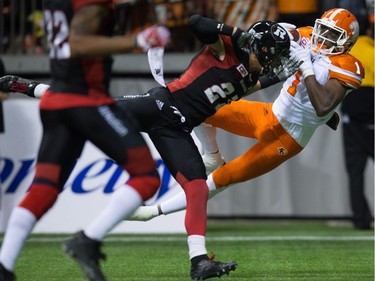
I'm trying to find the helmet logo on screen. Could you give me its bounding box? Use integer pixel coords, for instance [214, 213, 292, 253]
[272, 26, 288, 41]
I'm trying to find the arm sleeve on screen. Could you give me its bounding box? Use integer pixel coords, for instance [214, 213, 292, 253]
[188, 14, 234, 44]
[258, 74, 281, 89]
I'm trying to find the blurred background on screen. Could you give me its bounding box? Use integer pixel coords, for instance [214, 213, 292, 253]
[0, 0, 372, 55]
[0, 0, 373, 231]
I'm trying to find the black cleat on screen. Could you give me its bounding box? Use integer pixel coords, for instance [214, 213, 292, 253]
[62, 231, 107, 281]
[0, 75, 38, 97]
[190, 258, 237, 280]
[0, 263, 15, 281]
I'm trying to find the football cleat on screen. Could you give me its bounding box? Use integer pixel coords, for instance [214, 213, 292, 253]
[127, 205, 160, 221]
[190, 257, 237, 280]
[0, 75, 38, 97]
[0, 263, 15, 281]
[62, 231, 107, 281]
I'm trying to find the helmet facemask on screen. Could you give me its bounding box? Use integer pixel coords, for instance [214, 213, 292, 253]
[311, 19, 348, 55]
[245, 21, 290, 74]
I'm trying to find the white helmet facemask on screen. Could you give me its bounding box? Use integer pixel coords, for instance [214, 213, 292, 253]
[311, 19, 348, 55]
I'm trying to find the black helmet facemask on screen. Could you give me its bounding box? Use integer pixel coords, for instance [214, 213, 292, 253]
[243, 21, 291, 74]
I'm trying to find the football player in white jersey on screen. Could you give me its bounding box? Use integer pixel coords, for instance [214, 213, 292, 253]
[128, 8, 366, 221]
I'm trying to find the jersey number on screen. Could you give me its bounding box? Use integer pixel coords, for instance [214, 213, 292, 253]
[44, 10, 70, 59]
[204, 83, 236, 108]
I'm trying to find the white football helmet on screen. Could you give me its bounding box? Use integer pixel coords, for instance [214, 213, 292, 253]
[311, 8, 359, 55]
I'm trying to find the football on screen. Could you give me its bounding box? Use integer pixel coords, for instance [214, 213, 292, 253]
[289, 28, 301, 43]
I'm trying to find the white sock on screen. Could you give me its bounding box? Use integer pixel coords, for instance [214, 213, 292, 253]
[159, 191, 187, 215]
[193, 124, 219, 154]
[34, 83, 50, 98]
[206, 174, 217, 192]
[188, 235, 207, 260]
[0, 207, 37, 271]
[84, 185, 142, 241]
[207, 173, 228, 199]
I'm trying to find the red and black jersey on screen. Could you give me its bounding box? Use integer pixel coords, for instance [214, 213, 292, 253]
[166, 33, 259, 128]
[41, 0, 115, 109]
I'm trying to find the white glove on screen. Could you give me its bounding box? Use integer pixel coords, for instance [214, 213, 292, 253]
[136, 26, 171, 52]
[202, 151, 225, 174]
[289, 41, 314, 79]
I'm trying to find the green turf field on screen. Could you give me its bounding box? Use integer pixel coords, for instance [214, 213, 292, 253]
[2, 220, 374, 280]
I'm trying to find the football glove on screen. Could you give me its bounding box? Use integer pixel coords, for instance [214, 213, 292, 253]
[237, 30, 255, 54]
[272, 56, 301, 81]
[289, 41, 314, 79]
[325, 112, 340, 131]
[136, 26, 171, 52]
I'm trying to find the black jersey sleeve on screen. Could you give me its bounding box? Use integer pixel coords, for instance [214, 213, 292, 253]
[188, 14, 234, 44]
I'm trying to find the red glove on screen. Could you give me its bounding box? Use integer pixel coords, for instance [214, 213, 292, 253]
[136, 26, 171, 52]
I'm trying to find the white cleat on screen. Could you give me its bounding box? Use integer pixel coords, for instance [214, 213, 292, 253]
[126, 206, 159, 221]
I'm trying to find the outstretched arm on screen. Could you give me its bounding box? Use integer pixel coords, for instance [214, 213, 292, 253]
[69, 5, 170, 57]
[188, 15, 239, 60]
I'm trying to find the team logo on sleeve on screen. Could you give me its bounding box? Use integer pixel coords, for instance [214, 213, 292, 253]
[278, 147, 288, 156]
[236, 64, 248, 78]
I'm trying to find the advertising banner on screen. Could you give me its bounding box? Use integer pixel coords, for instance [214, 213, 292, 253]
[0, 98, 195, 233]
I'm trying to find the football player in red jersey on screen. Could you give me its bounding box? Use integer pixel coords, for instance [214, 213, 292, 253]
[0, 15, 296, 280]
[0, 1, 169, 281]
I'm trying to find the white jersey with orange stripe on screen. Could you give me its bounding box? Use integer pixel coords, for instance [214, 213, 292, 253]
[272, 26, 364, 147]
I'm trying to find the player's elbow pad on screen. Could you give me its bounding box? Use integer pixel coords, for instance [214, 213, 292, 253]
[188, 15, 220, 44]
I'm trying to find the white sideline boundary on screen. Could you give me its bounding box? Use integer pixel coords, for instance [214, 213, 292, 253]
[23, 236, 374, 243]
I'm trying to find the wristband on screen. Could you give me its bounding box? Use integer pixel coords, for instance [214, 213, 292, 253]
[302, 68, 315, 79]
[216, 23, 234, 36]
[300, 61, 314, 79]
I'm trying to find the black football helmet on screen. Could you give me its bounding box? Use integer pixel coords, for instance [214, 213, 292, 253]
[245, 21, 291, 73]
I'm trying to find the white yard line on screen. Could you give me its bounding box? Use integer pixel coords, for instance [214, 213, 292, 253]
[22, 235, 374, 243]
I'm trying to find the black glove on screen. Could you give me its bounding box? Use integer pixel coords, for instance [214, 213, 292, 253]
[237, 31, 255, 53]
[0, 75, 39, 97]
[272, 56, 301, 81]
[325, 112, 340, 130]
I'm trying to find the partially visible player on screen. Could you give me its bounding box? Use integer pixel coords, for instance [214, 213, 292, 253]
[0, 16, 296, 280]
[0, 1, 170, 281]
[126, 8, 365, 221]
